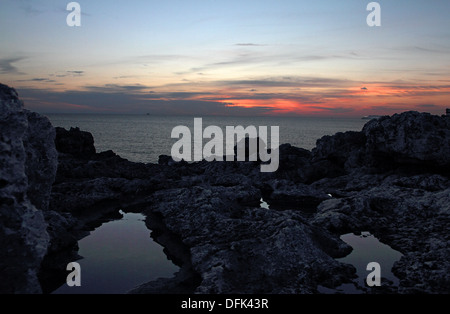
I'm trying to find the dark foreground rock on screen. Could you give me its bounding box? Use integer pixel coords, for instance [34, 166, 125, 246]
[55, 127, 96, 158]
[0, 84, 57, 293]
[132, 186, 354, 293]
[313, 173, 450, 293]
[312, 111, 450, 176]
[363, 112, 450, 170]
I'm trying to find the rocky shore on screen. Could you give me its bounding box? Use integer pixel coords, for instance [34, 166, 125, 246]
[1, 83, 449, 294]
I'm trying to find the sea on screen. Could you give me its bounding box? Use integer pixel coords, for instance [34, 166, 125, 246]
[46, 114, 368, 163]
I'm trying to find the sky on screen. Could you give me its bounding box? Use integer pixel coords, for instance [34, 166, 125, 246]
[1, 0, 450, 116]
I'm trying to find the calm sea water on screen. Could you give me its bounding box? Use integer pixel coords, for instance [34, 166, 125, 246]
[46, 114, 368, 163]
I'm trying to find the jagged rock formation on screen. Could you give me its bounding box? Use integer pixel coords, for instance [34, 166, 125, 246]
[363, 112, 450, 170]
[0, 84, 57, 293]
[312, 112, 450, 175]
[133, 186, 354, 294]
[55, 127, 96, 159]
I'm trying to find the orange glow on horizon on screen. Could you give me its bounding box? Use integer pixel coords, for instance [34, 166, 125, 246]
[9, 79, 450, 116]
[210, 83, 450, 116]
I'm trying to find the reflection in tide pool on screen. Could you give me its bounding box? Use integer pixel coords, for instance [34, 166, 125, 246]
[318, 232, 403, 294]
[338, 232, 403, 286]
[53, 211, 179, 294]
[337, 232, 403, 293]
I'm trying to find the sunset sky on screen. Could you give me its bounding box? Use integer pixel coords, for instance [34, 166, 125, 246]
[1, 0, 450, 116]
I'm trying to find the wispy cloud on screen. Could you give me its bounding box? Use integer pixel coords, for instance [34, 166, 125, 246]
[143, 91, 215, 100]
[17, 77, 56, 83]
[137, 54, 197, 64]
[53, 70, 86, 78]
[176, 50, 365, 76]
[0, 57, 26, 74]
[235, 43, 266, 47]
[67, 70, 85, 76]
[394, 45, 450, 55]
[18, 0, 43, 15]
[307, 106, 355, 113]
[113, 75, 141, 80]
[417, 104, 438, 108]
[217, 76, 352, 88]
[83, 84, 150, 93]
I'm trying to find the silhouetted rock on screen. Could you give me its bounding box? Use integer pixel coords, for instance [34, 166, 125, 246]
[0, 84, 56, 293]
[274, 144, 313, 182]
[158, 154, 176, 166]
[312, 131, 366, 174]
[55, 127, 96, 158]
[233, 136, 268, 162]
[43, 210, 78, 253]
[363, 111, 450, 172]
[307, 111, 450, 181]
[24, 112, 58, 211]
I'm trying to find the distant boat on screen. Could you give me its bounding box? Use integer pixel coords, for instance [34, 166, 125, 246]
[362, 115, 382, 120]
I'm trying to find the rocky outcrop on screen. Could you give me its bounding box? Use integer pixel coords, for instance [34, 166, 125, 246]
[363, 112, 450, 171]
[51, 129, 164, 214]
[311, 111, 450, 177]
[0, 84, 57, 293]
[312, 131, 366, 175]
[138, 186, 354, 293]
[272, 144, 314, 182]
[312, 173, 450, 293]
[55, 127, 95, 159]
[24, 112, 59, 211]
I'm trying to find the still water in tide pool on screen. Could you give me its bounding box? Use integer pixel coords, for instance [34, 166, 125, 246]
[53, 212, 178, 294]
[319, 232, 403, 294]
[339, 232, 403, 286]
